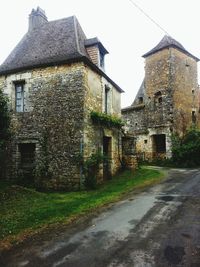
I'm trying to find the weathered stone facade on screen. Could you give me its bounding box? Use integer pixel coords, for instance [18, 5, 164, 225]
[83, 66, 122, 181]
[122, 35, 200, 160]
[0, 62, 123, 190]
[0, 8, 124, 190]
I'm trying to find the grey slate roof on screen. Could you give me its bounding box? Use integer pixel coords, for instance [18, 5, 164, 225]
[143, 35, 199, 61]
[85, 37, 108, 54]
[0, 16, 88, 74]
[132, 79, 145, 106]
[0, 14, 124, 93]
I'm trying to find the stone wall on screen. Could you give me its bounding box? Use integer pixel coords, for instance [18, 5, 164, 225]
[0, 63, 86, 190]
[171, 49, 199, 134]
[1, 61, 123, 189]
[83, 66, 122, 182]
[122, 47, 200, 160]
[144, 48, 173, 128]
[122, 105, 147, 134]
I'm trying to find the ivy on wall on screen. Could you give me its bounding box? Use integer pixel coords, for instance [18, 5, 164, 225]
[90, 111, 124, 129]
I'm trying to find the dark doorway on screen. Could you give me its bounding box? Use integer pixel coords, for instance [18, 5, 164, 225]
[103, 136, 112, 180]
[19, 143, 36, 181]
[153, 134, 166, 153]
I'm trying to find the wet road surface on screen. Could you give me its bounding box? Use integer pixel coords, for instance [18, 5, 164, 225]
[1, 168, 200, 266]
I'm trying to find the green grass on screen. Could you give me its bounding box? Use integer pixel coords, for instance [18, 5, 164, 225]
[0, 167, 164, 245]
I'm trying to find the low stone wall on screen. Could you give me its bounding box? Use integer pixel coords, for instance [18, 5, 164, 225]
[123, 155, 138, 172]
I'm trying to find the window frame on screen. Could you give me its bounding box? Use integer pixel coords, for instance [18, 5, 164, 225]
[192, 111, 196, 124]
[104, 85, 110, 114]
[99, 51, 105, 69]
[15, 81, 25, 112]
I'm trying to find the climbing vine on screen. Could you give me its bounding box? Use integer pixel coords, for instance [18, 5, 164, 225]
[90, 111, 124, 129]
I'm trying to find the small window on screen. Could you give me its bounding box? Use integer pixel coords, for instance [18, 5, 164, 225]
[185, 60, 190, 67]
[155, 91, 162, 97]
[100, 52, 105, 69]
[104, 85, 110, 114]
[192, 111, 196, 123]
[158, 97, 162, 104]
[192, 89, 194, 94]
[15, 82, 24, 112]
[144, 140, 148, 144]
[138, 97, 143, 104]
[154, 91, 162, 106]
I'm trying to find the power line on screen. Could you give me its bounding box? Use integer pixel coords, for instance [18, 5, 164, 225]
[128, 0, 170, 36]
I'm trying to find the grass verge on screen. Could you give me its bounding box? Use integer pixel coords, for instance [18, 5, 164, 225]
[0, 167, 164, 249]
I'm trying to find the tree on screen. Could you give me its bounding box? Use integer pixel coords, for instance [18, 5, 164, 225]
[0, 89, 10, 176]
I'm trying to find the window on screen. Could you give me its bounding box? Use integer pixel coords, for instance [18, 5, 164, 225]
[138, 97, 143, 104]
[158, 97, 162, 104]
[192, 111, 196, 123]
[185, 60, 190, 67]
[15, 83, 24, 112]
[100, 52, 105, 69]
[154, 91, 163, 106]
[155, 91, 162, 97]
[104, 85, 110, 114]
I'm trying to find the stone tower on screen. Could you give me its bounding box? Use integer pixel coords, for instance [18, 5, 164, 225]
[122, 35, 200, 159]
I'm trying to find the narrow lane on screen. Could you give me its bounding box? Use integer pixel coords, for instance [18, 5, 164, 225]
[1, 168, 200, 267]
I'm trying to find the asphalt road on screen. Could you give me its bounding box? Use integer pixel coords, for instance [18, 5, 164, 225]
[1, 168, 200, 267]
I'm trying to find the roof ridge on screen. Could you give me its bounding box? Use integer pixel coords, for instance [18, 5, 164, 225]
[73, 16, 89, 58]
[46, 15, 75, 24]
[142, 35, 199, 61]
[73, 16, 81, 56]
[73, 16, 84, 57]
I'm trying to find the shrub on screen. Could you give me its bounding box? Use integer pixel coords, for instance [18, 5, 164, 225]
[83, 152, 106, 190]
[172, 128, 200, 167]
[0, 89, 10, 176]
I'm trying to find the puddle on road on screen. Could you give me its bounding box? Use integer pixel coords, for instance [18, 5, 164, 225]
[157, 196, 174, 202]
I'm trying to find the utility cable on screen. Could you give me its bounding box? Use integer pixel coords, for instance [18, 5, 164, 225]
[128, 0, 170, 36]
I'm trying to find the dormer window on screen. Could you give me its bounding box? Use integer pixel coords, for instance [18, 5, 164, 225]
[85, 37, 108, 71]
[99, 52, 105, 69]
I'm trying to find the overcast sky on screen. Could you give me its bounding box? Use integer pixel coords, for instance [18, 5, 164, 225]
[0, 0, 200, 107]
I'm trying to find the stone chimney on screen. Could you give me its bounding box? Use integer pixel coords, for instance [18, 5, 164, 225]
[29, 7, 48, 31]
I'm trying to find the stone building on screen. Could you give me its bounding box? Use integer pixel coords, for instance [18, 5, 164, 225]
[0, 7, 124, 190]
[122, 35, 200, 160]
